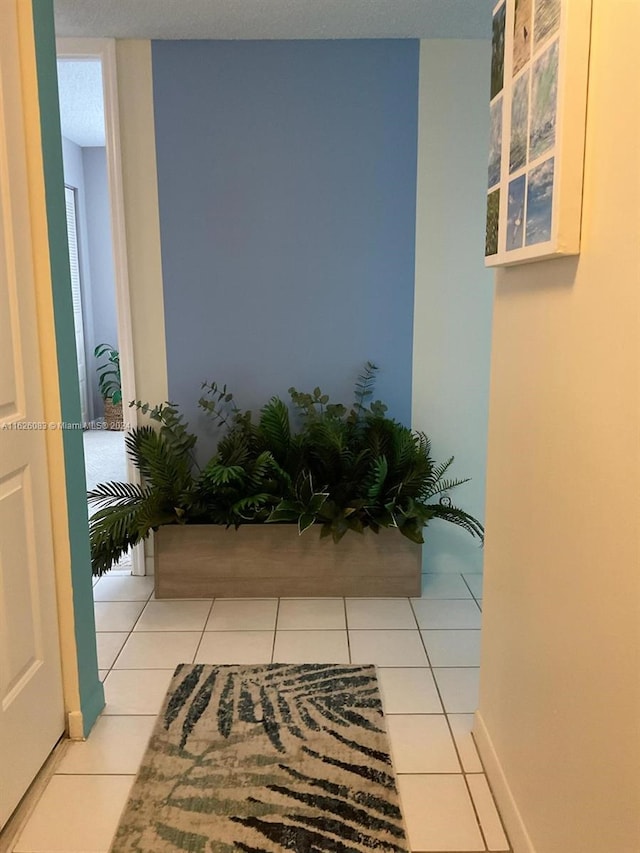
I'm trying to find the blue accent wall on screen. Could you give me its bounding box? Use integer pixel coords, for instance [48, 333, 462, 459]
[152, 40, 418, 443]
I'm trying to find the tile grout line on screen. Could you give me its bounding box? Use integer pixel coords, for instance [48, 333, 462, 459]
[97, 580, 154, 678]
[90, 576, 510, 852]
[466, 759, 514, 852]
[270, 599, 281, 663]
[412, 596, 490, 850]
[107, 592, 153, 671]
[193, 598, 217, 664]
[343, 598, 352, 662]
[461, 772, 490, 852]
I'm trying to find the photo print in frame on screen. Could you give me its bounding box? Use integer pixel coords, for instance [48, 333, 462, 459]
[485, 0, 592, 266]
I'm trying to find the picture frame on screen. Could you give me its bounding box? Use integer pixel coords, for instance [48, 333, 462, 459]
[485, 0, 592, 267]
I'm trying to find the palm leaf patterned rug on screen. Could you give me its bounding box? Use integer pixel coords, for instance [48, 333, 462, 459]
[111, 663, 408, 853]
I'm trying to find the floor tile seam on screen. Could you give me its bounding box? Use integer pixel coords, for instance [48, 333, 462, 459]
[419, 627, 483, 632]
[347, 625, 421, 631]
[52, 771, 137, 777]
[415, 629, 474, 776]
[105, 667, 178, 672]
[412, 596, 479, 603]
[409, 596, 424, 633]
[214, 597, 278, 602]
[97, 634, 131, 673]
[206, 627, 346, 632]
[385, 711, 469, 717]
[91, 713, 157, 718]
[190, 627, 208, 665]
[94, 597, 152, 602]
[100, 628, 204, 634]
[408, 596, 420, 631]
[107, 602, 151, 671]
[404, 850, 495, 853]
[269, 599, 281, 663]
[435, 696, 491, 849]
[460, 574, 480, 598]
[111, 665, 203, 671]
[416, 596, 474, 601]
[269, 623, 346, 631]
[395, 770, 471, 776]
[397, 773, 500, 853]
[421, 665, 481, 670]
[111, 626, 486, 633]
[153, 599, 214, 603]
[343, 598, 352, 662]
[391, 651, 465, 778]
[462, 771, 491, 852]
[420, 629, 482, 632]
[465, 741, 513, 851]
[413, 621, 483, 632]
[415, 619, 434, 668]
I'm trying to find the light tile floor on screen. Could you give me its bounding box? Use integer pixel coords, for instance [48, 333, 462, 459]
[12, 571, 511, 853]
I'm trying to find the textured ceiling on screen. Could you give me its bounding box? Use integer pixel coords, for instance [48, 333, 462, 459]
[54, 2, 492, 147]
[54, 0, 493, 40]
[57, 60, 105, 147]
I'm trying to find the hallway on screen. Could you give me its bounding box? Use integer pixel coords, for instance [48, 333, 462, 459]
[11, 571, 510, 852]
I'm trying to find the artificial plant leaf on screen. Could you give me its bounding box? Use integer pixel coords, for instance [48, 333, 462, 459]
[347, 515, 365, 534]
[398, 521, 425, 544]
[267, 502, 300, 523]
[298, 513, 316, 535]
[309, 491, 330, 513]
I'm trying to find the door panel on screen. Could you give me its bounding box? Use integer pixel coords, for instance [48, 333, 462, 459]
[0, 0, 65, 829]
[0, 471, 40, 686]
[0, 176, 22, 421]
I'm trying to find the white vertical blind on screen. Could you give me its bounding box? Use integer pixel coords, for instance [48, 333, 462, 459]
[64, 185, 89, 424]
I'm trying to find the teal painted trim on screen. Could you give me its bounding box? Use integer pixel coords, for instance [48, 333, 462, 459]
[81, 680, 108, 739]
[31, 0, 104, 736]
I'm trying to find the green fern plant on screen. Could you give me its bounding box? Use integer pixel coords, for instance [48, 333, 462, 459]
[94, 343, 122, 404]
[276, 364, 482, 543]
[88, 364, 483, 575]
[88, 405, 203, 575]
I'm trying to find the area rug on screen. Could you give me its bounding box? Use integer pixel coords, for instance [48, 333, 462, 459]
[111, 663, 408, 853]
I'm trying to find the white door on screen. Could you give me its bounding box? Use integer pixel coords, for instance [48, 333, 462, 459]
[0, 1, 65, 829]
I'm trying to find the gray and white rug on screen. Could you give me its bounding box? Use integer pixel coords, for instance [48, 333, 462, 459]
[111, 663, 408, 853]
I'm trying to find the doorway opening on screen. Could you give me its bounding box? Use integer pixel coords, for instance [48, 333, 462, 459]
[56, 39, 143, 577]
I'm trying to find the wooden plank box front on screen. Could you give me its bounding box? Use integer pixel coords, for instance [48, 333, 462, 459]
[154, 524, 422, 598]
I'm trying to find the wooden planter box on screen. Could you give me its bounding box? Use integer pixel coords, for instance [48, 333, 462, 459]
[154, 524, 422, 599]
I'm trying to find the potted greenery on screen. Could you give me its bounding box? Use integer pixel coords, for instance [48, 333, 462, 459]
[88, 364, 483, 596]
[94, 343, 122, 430]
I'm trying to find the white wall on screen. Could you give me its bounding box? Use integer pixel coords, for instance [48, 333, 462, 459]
[115, 40, 168, 411]
[413, 40, 494, 574]
[82, 146, 118, 415]
[61, 139, 118, 418]
[61, 135, 95, 419]
[477, 2, 640, 850]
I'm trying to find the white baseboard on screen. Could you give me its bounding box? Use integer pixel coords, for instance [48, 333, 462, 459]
[66, 710, 84, 740]
[144, 533, 155, 576]
[473, 711, 537, 853]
